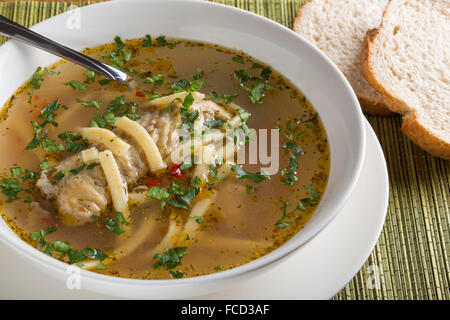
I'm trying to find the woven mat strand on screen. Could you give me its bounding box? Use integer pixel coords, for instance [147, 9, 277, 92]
[0, 0, 448, 300]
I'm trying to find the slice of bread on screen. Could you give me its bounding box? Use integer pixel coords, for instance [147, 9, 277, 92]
[361, 0, 450, 159]
[293, 0, 392, 115]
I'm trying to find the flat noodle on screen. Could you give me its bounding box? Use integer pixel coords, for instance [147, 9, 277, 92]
[217, 161, 236, 178]
[115, 117, 165, 172]
[228, 115, 242, 128]
[9, 126, 44, 161]
[181, 196, 215, 241]
[225, 102, 242, 112]
[80, 127, 130, 156]
[149, 91, 205, 108]
[98, 150, 128, 214]
[128, 192, 149, 205]
[81, 147, 99, 163]
[216, 142, 237, 163]
[166, 132, 225, 164]
[151, 219, 181, 255]
[78, 259, 101, 270]
[115, 216, 158, 260]
[196, 234, 272, 253]
[192, 145, 216, 180]
[55, 101, 87, 127]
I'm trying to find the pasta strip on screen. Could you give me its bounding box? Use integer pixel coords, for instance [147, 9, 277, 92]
[192, 145, 216, 181]
[151, 220, 181, 255]
[149, 91, 205, 108]
[81, 147, 99, 163]
[98, 150, 128, 214]
[182, 196, 215, 240]
[128, 192, 149, 205]
[166, 132, 225, 164]
[196, 234, 272, 252]
[115, 216, 158, 260]
[78, 260, 101, 270]
[115, 117, 165, 172]
[80, 127, 130, 156]
[227, 115, 242, 129]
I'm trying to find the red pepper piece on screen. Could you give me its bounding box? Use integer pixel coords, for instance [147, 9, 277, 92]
[144, 177, 162, 186]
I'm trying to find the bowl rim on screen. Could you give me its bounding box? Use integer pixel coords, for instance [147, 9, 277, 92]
[0, 0, 366, 288]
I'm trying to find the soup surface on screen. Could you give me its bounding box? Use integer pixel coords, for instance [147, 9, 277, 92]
[0, 36, 329, 279]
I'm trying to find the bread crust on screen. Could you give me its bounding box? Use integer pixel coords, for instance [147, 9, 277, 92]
[402, 115, 450, 160]
[293, 1, 393, 116]
[357, 94, 395, 116]
[361, 29, 450, 160]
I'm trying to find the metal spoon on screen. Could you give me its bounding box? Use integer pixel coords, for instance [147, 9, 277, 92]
[0, 14, 128, 83]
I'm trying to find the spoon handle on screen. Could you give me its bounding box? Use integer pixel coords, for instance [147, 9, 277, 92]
[0, 14, 127, 83]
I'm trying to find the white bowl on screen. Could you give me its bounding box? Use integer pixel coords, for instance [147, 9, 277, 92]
[0, 0, 365, 299]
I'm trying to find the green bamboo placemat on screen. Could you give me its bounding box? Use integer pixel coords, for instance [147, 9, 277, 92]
[0, 0, 448, 300]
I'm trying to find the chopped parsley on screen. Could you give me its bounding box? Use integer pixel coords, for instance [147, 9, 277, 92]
[209, 159, 226, 182]
[57, 131, 89, 153]
[190, 176, 202, 187]
[231, 165, 270, 183]
[278, 120, 307, 186]
[155, 35, 177, 48]
[232, 56, 245, 64]
[189, 214, 203, 224]
[100, 36, 133, 70]
[171, 77, 203, 94]
[142, 34, 152, 47]
[28, 67, 59, 103]
[51, 171, 65, 181]
[147, 183, 200, 210]
[63, 162, 98, 176]
[29, 226, 57, 249]
[153, 246, 188, 278]
[233, 67, 274, 104]
[0, 178, 32, 203]
[76, 98, 101, 110]
[84, 70, 96, 83]
[105, 219, 125, 235]
[275, 185, 321, 229]
[246, 184, 257, 194]
[209, 91, 238, 105]
[147, 186, 171, 208]
[40, 158, 50, 170]
[104, 211, 130, 235]
[25, 100, 90, 155]
[98, 79, 112, 86]
[305, 184, 320, 200]
[0, 165, 42, 203]
[167, 187, 200, 210]
[66, 247, 108, 265]
[145, 74, 165, 86]
[90, 95, 140, 128]
[275, 201, 292, 229]
[65, 80, 87, 90]
[204, 119, 224, 129]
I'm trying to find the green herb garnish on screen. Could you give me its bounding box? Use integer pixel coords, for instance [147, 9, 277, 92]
[143, 34, 152, 47]
[153, 246, 188, 277]
[232, 56, 245, 64]
[28, 67, 59, 103]
[76, 98, 101, 110]
[231, 165, 270, 183]
[66, 80, 87, 90]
